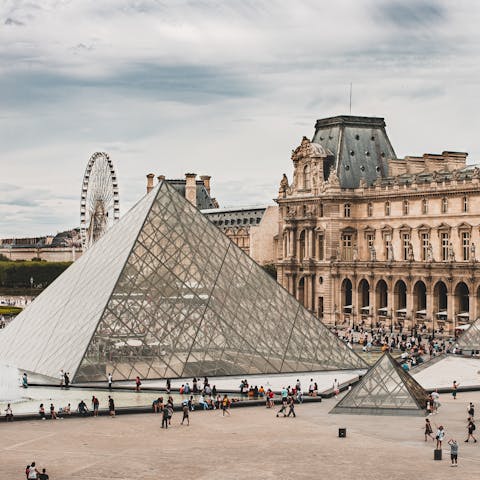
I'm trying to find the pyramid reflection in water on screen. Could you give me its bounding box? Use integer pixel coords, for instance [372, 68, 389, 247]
[0, 182, 366, 382]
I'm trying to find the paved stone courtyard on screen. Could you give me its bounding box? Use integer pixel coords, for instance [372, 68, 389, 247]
[2, 391, 480, 479]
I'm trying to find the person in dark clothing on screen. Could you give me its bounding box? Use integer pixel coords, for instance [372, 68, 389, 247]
[181, 402, 189, 426]
[161, 405, 169, 429]
[64, 372, 70, 388]
[465, 418, 477, 443]
[286, 397, 296, 418]
[108, 396, 115, 417]
[39, 468, 49, 480]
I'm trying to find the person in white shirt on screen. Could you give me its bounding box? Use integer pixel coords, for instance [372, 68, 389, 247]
[333, 379, 340, 398]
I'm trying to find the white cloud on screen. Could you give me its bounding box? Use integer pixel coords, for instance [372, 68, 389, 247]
[1, 0, 479, 236]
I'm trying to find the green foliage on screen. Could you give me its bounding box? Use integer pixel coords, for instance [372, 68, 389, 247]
[261, 263, 277, 280]
[0, 306, 22, 316]
[0, 253, 9, 261]
[0, 261, 72, 288]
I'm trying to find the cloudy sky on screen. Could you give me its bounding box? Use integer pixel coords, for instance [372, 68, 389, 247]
[1, 0, 479, 237]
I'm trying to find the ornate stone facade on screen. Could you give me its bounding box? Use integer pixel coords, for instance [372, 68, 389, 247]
[276, 115, 478, 334]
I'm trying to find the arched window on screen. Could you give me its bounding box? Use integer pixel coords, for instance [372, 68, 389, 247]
[385, 201, 391, 216]
[303, 164, 311, 189]
[367, 202, 373, 217]
[422, 198, 428, 214]
[344, 203, 351, 218]
[402, 200, 409, 215]
[441, 197, 448, 214]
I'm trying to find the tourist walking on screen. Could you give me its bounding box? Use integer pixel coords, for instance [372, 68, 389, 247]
[465, 418, 477, 443]
[431, 390, 440, 414]
[92, 396, 99, 417]
[467, 402, 475, 418]
[107, 373, 113, 390]
[333, 378, 340, 398]
[108, 396, 115, 417]
[63, 371, 70, 388]
[27, 462, 39, 479]
[448, 439, 458, 466]
[222, 394, 231, 416]
[135, 376, 142, 392]
[286, 397, 296, 418]
[181, 401, 189, 425]
[276, 397, 288, 418]
[166, 378, 171, 394]
[5, 403, 13, 422]
[435, 425, 445, 449]
[38, 468, 49, 480]
[424, 418, 434, 442]
[452, 380, 459, 400]
[22, 372, 28, 388]
[161, 404, 169, 429]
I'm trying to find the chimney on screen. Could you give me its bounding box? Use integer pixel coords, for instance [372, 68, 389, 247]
[185, 173, 197, 206]
[146, 173, 155, 194]
[157, 175, 165, 183]
[200, 175, 211, 195]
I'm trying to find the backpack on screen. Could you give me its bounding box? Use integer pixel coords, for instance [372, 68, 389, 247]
[472, 423, 476, 431]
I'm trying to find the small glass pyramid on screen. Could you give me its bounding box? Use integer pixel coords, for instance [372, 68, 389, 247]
[330, 352, 428, 416]
[458, 318, 480, 352]
[0, 182, 367, 382]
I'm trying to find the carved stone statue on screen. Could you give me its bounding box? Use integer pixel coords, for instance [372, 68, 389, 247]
[336, 246, 341, 260]
[387, 243, 394, 261]
[353, 245, 359, 261]
[407, 242, 414, 261]
[279, 173, 289, 197]
[327, 168, 340, 187]
[448, 242, 455, 262]
[426, 242, 434, 262]
[471, 242, 476, 262]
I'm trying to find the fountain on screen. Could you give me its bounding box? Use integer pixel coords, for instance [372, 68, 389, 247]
[0, 363, 23, 402]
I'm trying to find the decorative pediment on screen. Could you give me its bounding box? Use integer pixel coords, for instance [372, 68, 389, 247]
[291, 136, 328, 163]
[457, 222, 472, 232]
[363, 226, 376, 239]
[437, 222, 451, 231]
[380, 225, 393, 239]
[341, 226, 357, 235]
[398, 224, 411, 233]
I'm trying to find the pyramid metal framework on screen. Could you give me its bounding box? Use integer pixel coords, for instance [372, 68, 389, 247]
[0, 181, 367, 382]
[458, 317, 480, 351]
[330, 352, 428, 416]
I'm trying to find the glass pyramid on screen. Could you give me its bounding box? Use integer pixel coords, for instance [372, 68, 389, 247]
[458, 318, 480, 352]
[330, 352, 428, 416]
[0, 182, 366, 382]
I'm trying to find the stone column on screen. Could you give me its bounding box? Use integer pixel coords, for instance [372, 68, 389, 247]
[447, 289, 455, 333]
[308, 229, 314, 259]
[351, 281, 358, 328]
[469, 291, 475, 325]
[407, 284, 414, 330]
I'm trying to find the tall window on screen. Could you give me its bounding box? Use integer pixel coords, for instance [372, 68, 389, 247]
[303, 164, 311, 189]
[366, 234, 374, 249]
[344, 203, 351, 217]
[421, 233, 429, 261]
[462, 231, 470, 261]
[317, 235, 324, 260]
[402, 233, 410, 260]
[319, 203, 324, 217]
[385, 201, 391, 216]
[385, 234, 392, 260]
[441, 232, 449, 261]
[463, 196, 469, 213]
[342, 234, 352, 261]
[367, 202, 373, 217]
[402, 200, 409, 215]
[422, 198, 428, 214]
[441, 197, 448, 214]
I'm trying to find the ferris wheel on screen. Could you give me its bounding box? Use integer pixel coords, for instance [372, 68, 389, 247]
[80, 152, 120, 250]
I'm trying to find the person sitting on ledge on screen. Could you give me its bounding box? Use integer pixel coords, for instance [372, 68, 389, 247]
[38, 404, 46, 420]
[77, 400, 89, 416]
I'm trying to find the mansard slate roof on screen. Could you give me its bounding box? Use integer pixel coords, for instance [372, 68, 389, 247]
[0, 181, 367, 382]
[330, 352, 429, 416]
[312, 115, 397, 189]
[166, 179, 217, 209]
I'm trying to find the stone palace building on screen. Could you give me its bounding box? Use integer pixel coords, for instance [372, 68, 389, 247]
[275, 115, 479, 334]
